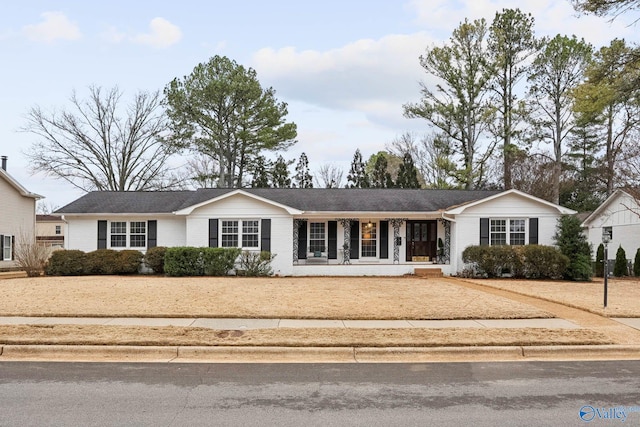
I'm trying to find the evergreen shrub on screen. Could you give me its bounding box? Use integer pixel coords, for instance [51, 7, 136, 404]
[45, 250, 87, 276]
[144, 246, 167, 274]
[462, 245, 568, 279]
[614, 245, 628, 277]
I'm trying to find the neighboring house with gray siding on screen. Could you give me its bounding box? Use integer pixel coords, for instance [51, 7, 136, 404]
[56, 188, 575, 276]
[0, 156, 41, 269]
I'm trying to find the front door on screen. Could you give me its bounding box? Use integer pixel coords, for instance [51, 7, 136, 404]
[406, 221, 437, 262]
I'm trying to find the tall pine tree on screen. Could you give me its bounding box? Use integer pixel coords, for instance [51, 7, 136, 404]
[293, 152, 313, 188]
[346, 149, 369, 188]
[396, 153, 421, 188]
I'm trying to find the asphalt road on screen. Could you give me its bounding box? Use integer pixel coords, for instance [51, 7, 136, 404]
[1, 361, 639, 426]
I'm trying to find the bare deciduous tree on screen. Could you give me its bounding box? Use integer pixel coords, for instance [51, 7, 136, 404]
[23, 85, 182, 192]
[314, 163, 344, 188]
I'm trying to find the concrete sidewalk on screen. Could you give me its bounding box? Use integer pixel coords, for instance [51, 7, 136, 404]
[0, 316, 629, 330]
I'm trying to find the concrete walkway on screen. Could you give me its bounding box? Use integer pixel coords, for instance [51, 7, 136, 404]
[0, 316, 622, 330]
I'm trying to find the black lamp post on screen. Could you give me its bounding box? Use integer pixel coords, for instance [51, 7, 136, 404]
[602, 228, 611, 308]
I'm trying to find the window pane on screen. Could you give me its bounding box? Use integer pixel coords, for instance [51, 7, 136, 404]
[361, 222, 377, 257]
[221, 220, 239, 248]
[221, 234, 238, 247]
[510, 219, 526, 246]
[309, 222, 326, 252]
[130, 235, 146, 247]
[130, 221, 146, 234]
[3, 236, 11, 260]
[490, 219, 506, 246]
[241, 220, 259, 248]
[111, 235, 126, 247]
[111, 222, 126, 234]
[110, 221, 126, 248]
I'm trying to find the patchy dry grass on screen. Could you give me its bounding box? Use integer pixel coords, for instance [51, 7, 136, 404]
[463, 278, 640, 317]
[0, 276, 553, 320]
[0, 324, 612, 347]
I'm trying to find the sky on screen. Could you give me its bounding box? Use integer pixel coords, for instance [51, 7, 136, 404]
[1, 0, 639, 209]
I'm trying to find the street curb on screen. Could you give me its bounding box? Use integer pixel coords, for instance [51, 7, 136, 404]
[177, 346, 357, 363]
[0, 345, 178, 362]
[1, 344, 639, 363]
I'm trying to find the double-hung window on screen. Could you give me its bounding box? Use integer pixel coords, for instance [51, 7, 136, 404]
[309, 222, 326, 253]
[109, 221, 146, 248]
[490, 219, 526, 246]
[242, 220, 259, 248]
[110, 222, 127, 248]
[361, 222, 377, 257]
[2, 235, 12, 261]
[129, 222, 146, 248]
[221, 220, 259, 249]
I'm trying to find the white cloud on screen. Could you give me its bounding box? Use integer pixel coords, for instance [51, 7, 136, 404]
[131, 17, 182, 48]
[407, 0, 638, 48]
[253, 32, 435, 116]
[22, 11, 81, 43]
[101, 26, 126, 44]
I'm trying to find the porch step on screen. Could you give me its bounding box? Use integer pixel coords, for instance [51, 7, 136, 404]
[414, 268, 443, 278]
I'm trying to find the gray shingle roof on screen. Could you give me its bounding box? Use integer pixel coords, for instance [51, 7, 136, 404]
[55, 188, 501, 214]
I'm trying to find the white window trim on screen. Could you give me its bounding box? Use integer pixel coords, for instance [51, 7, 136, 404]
[489, 218, 527, 246]
[308, 221, 327, 254]
[108, 220, 147, 249]
[220, 219, 260, 250]
[361, 220, 378, 258]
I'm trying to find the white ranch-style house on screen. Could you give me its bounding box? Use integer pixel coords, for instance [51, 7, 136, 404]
[56, 188, 575, 276]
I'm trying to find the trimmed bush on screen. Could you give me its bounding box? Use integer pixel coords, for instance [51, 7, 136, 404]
[237, 251, 276, 276]
[85, 249, 120, 274]
[45, 250, 87, 276]
[117, 250, 143, 274]
[164, 247, 205, 277]
[519, 245, 569, 280]
[614, 245, 628, 277]
[461, 245, 514, 278]
[164, 247, 241, 277]
[462, 245, 569, 280]
[203, 247, 241, 276]
[144, 246, 167, 274]
[634, 248, 640, 277]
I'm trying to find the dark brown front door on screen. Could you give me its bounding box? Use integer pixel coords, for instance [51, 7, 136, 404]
[406, 221, 437, 261]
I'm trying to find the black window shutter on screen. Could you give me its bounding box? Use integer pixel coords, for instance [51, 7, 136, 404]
[529, 218, 539, 245]
[261, 219, 271, 252]
[379, 220, 389, 259]
[297, 221, 307, 259]
[480, 218, 489, 246]
[147, 220, 157, 248]
[350, 221, 360, 259]
[209, 219, 218, 248]
[328, 221, 337, 259]
[97, 220, 107, 249]
[0, 235, 3, 259]
[11, 236, 15, 260]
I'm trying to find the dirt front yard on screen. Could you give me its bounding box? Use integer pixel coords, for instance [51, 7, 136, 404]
[1, 275, 636, 347]
[0, 275, 553, 320]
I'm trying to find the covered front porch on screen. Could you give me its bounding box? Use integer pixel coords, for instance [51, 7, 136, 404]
[289, 216, 453, 276]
